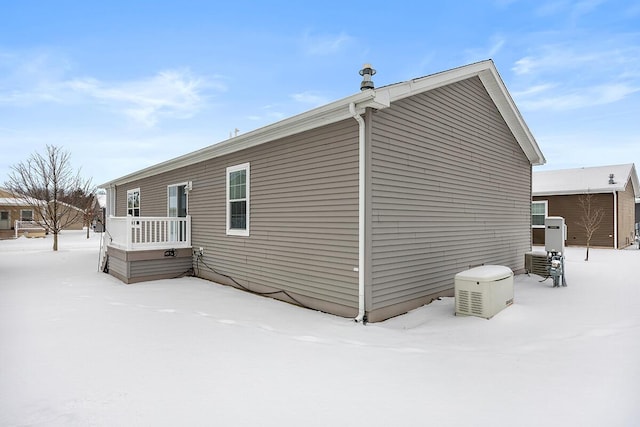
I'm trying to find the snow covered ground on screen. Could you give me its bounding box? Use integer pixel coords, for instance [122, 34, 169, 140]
[1, 230, 638, 426]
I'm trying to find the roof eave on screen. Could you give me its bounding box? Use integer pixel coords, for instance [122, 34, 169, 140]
[100, 60, 545, 187]
[99, 90, 390, 188]
[533, 189, 623, 197]
[478, 65, 545, 166]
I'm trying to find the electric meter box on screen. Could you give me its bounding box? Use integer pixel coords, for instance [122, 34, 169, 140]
[545, 216, 566, 254]
[455, 265, 514, 319]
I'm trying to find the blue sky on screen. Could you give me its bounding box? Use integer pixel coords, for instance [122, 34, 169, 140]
[1, 0, 639, 186]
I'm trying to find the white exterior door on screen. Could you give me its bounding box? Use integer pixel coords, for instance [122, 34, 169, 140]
[0, 211, 9, 230]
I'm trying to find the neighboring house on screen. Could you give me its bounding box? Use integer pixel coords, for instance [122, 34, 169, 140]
[52, 200, 87, 231]
[0, 188, 46, 238]
[532, 164, 639, 249]
[0, 188, 87, 238]
[99, 59, 545, 322]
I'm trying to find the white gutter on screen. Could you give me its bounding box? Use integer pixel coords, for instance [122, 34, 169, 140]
[349, 102, 366, 323]
[613, 191, 618, 249]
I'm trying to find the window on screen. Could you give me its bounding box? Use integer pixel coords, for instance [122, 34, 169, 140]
[226, 163, 250, 236]
[531, 201, 547, 228]
[127, 188, 140, 217]
[20, 209, 34, 221]
[168, 183, 189, 242]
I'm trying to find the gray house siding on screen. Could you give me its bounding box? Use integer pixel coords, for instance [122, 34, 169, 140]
[107, 246, 193, 284]
[368, 76, 532, 321]
[113, 119, 360, 316]
[115, 166, 200, 217]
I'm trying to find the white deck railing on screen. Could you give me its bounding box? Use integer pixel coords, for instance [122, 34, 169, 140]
[14, 220, 47, 238]
[107, 215, 191, 250]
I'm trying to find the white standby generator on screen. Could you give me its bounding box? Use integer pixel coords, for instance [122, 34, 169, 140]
[455, 265, 514, 319]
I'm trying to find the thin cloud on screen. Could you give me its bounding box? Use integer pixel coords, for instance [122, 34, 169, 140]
[247, 105, 286, 122]
[534, 0, 605, 20]
[290, 91, 329, 106]
[570, 0, 606, 21]
[511, 48, 607, 76]
[67, 69, 215, 127]
[0, 50, 223, 127]
[464, 35, 506, 63]
[511, 40, 640, 111]
[516, 83, 639, 111]
[0, 49, 73, 104]
[512, 83, 558, 98]
[301, 31, 354, 55]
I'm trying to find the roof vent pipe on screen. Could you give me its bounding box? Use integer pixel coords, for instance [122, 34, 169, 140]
[359, 64, 376, 91]
[609, 173, 615, 184]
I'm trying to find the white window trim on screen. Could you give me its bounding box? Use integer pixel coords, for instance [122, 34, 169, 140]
[226, 163, 250, 237]
[127, 188, 140, 217]
[167, 182, 190, 217]
[532, 200, 548, 228]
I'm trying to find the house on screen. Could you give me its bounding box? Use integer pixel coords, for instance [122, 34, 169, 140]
[0, 188, 87, 239]
[99, 59, 545, 322]
[532, 164, 640, 249]
[0, 188, 47, 239]
[52, 201, 87, 231]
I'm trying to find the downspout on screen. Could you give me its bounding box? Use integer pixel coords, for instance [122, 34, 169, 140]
[613, 191, 618, 249]
[349, 102, 366, 322]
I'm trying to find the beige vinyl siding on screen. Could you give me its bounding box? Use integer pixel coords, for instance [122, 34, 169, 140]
[369, 76, 532, 313]
[114, 120, 360, 315]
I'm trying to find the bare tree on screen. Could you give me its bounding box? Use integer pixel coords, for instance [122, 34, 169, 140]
[576, 193, 605, 261]
[4, 145, 94, 251]
[59, 187, 98, 239]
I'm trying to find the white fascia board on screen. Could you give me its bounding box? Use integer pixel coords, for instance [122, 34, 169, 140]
[533, 189, 619, 197]
[533, 183, 628, 196]
[384, 60, 494, 102]
[478, 68, 546, 166]
[99, 90, 389, 188]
